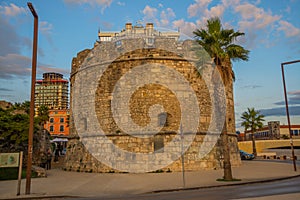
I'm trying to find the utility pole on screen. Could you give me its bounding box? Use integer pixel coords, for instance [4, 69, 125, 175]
[26, 2, 38, 195]
[281, 60, 300, 172]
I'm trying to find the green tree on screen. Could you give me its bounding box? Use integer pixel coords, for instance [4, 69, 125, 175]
[37, 105, 49, 125]
[0, 108, 29, 151]
[12, 101, 30, 114]
[241, 108, 265, 156]
[194, 17, 250, 180]
[21, 101, 30, 114]
[0, 101, 46, 152]
[193, 17, 249, 84]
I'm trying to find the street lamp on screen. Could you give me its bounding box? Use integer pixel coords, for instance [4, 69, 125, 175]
[281, 59, 300, 172]
[26, 2, 38, 195]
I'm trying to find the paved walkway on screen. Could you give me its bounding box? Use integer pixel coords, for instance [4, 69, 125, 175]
[0, 160, 299, 199]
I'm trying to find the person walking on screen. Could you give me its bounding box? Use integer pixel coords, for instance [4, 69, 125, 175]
[46, 149, 52, 169]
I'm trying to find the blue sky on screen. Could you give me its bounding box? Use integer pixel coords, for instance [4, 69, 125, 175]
[0, 0, 299, 129]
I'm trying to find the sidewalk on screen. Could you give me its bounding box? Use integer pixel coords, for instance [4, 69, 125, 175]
[0, 160, 299, 199]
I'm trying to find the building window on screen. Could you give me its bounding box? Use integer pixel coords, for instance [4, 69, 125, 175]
[82, 118, 87, 130]
[60, 118, 64, 123]
[154, 136, 164, 153]
[60, 125, 64, 132]
[115, 40, 122, 47]
[158, 112, 167, 127]
[50, 126, 54, 132]
[293, 130, 299, 136]
[50, 118, 54, 123]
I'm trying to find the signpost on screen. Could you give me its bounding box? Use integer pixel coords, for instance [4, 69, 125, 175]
[0, 152, 23, 195]
[0, 153, 19, 167]
[180, 123, 186, 188]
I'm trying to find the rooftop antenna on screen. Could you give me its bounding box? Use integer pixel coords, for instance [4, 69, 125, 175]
[136, 20, 143, 27]
[98, 27, 101, 40]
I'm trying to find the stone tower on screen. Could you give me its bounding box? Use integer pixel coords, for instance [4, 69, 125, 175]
[64, 23, 241, 173]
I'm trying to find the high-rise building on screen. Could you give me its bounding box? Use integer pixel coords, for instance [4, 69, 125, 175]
[35, 72, 69, 136]
[35, 72, 69, 110]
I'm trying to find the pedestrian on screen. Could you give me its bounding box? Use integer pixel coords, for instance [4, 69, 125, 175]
[54, 149, 59, 162]
[40, 152, 47, 168]
[46, 149, 52, 170]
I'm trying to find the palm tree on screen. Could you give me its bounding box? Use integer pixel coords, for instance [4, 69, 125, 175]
[193, 17, 249, 85]
[241, 108, 265, 156]
[194, 17, 250, 180]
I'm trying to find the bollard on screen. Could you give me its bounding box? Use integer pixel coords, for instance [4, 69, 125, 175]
[283, 155, 287, 160]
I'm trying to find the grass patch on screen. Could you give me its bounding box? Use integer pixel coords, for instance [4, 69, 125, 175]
[216, 178, 242, 182]
[0, 167, 38, 181]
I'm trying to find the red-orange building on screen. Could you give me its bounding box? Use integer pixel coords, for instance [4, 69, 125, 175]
[44, 109, 69, 136]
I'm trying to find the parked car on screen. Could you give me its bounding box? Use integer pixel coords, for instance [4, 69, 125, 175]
[239, 150, 255, 160]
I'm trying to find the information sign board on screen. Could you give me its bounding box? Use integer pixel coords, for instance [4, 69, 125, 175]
[0, 153, 20, 168]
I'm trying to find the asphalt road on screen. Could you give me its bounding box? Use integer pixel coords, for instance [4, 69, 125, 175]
[68, 176, 300, 200]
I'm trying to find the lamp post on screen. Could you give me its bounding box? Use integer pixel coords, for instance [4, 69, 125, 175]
[26, 2, 38, 195]
[281, 59, 300, 172]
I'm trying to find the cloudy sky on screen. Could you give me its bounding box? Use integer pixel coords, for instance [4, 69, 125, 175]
[0, 0, 299, 129]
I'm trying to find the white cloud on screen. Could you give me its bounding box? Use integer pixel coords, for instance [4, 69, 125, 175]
[166, 8, 176, 18]
[117, 1, 125, 6]
[0, 53, 69, 80]
[278, 20, 300, 37]
[158, 3, 163, 8]
[0, 54, 31, 79]
[204, 4, 225, 18]
[187, 0, 226, 26]
[0, 3, 26, 17]
[235, 3, 281, 29]
[40, 21, 53, 35]
[172, 19, 197, 37]
[160, 8, 176, 26]
[142, 5, 159, 25]
[288, 90, 300, 95]
[221, 0, 240, 7]
[187, 0, 212, 18]
[64, 0, 112, 11]
[234, 3, 281, 48]
[39, 21, 54, 45]
[38, 65, 69, 75]
[142, 5, 158, 19]
[142, 5, 176, 28]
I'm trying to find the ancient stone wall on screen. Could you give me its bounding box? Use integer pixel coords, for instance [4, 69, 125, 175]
[65, 35, 241, 173]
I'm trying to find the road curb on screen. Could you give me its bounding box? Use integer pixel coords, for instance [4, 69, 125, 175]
[0, 195, 80, 200]
[150, 174, 300, 194]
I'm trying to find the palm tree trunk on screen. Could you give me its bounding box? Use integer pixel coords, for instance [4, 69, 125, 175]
[222, 121, 233, 180]
[214, 60, 234, 181]
[251, 132, 257, 156]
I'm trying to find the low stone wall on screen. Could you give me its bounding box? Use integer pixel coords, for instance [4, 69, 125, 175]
[63, 133, 241, 173]
[238, 139, 300, 154]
